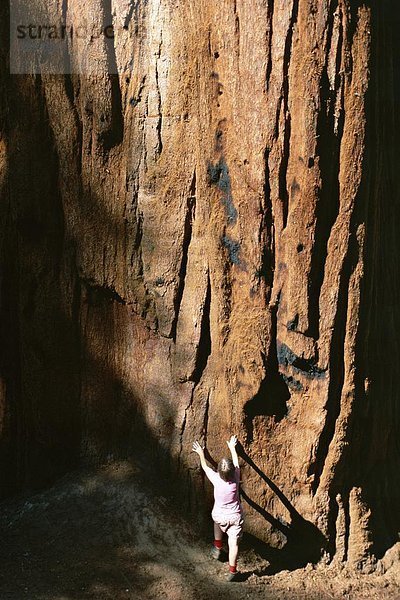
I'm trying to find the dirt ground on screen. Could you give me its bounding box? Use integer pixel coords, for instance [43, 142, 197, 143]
[0, 461, 398, 600]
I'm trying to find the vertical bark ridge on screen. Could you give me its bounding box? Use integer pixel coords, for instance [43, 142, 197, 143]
[309, 225, 357, 495]
[349, 0, 400, 561]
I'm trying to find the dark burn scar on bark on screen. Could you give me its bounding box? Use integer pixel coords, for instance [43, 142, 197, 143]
[277, 341, 325, 379]
[287, 314, 299, 331]
[207, 158, 238, 225]
[282, 373, 303, 391]
[222, 235, 242, 266]
[290, 177, 300, 197]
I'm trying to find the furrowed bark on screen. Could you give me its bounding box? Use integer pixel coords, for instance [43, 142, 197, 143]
[0, 0, 399, 567]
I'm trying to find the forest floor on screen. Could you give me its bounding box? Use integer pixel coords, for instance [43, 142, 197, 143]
[0, 460, 398, 600]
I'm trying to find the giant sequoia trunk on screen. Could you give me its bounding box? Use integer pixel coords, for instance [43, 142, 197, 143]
[0, 0, 399, 568]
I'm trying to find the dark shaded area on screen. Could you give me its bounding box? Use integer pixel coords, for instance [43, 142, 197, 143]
[244, 305, 290, 442]
[171, 173, 196, 341]
[339, 0, 400, 560]
[191, 275, 212, 385]
[307, 0, 343, 340]
[0, 456, 261, 600]
[0, 46, 148, 497]
[278, 112, 291, 230]
[305, 0, 400, 562]
[238, 446, 326, 572]
[244, 370, 289, 438]
[264, 0, 274, 92]
[0, 63, 81, 497]
[99, 0, 124, 150]
[259, 147, 274, 297]
[83, 280, 126, 306]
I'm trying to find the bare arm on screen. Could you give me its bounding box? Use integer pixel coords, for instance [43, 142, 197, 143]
[227, 435, 239, 468]
[192, 441, 218, 482]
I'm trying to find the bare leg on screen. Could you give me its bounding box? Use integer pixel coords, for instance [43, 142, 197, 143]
[213, 522, 223, 541]
[228, 536, 239, 568]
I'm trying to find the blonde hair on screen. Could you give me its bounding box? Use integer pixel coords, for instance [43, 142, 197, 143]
[218, 457, 235, 482]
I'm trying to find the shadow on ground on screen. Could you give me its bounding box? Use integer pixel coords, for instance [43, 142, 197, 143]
[0, 460, 316, 600]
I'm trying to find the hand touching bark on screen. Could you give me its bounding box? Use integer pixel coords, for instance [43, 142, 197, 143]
[227, 435, 239, 468]
[227, 435, 238, 451]
[192, 440, 210, 473]
[192, 441, 205, 455]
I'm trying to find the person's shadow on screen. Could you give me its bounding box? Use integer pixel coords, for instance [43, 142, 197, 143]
[235, 443, 327, 576]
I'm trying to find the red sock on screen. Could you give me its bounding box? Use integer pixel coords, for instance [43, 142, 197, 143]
[213, 540, 223, 549]
[229, 564, 237, 573]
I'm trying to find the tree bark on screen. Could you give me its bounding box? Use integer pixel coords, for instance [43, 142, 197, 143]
[1, 0, 399, 568]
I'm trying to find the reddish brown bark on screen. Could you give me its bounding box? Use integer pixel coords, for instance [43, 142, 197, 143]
[0, 0, 399, 568]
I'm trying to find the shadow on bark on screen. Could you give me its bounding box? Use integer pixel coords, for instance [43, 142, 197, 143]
[238, 445, 326, 573]
[1, 0, 400, 577]
[244, 304, 291, 443]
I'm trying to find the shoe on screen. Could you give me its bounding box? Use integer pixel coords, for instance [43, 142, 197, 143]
[227, 571, 240, 582]
[210, 546, 222, 560]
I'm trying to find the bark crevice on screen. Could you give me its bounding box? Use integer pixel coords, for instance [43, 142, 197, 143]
[191, 274, 211, 385]
[171, 171, 196, 341]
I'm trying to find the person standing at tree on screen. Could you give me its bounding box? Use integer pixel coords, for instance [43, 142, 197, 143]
[192, 435, 244, 582]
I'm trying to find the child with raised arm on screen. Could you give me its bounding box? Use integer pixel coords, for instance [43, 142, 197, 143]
[192, 435, 243, 582]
